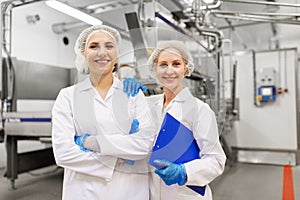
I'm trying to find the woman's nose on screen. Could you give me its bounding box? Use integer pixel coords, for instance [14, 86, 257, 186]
[166, 65, 174, 73]
[97, 47, 106, 56]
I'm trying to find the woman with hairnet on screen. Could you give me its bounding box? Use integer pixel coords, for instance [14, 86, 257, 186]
[124, 40, 226, 199]
[51, 25, 156, 200]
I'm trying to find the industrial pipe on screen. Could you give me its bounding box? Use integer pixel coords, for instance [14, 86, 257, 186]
[213, 13, 300, 25]
[222, 0, 300, 8]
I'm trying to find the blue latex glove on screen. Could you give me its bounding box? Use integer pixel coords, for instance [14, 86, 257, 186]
[74, 133, 91, 152]
[154, 160, 187, 186]
[125, 119, 140, 165]
[123, 78, 147, 97]
[129, 119, 139, 134]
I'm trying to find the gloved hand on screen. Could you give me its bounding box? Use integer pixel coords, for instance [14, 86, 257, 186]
[74, 133, 91, 152]
[154, 160, 187, 186]
[125, 119, 140, 165]
[123, 78, 147, 97]
[129, 119, 139, 134]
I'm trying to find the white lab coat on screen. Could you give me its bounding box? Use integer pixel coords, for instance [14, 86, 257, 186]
[52, 77, 155, 200]
[147, 88, 226, 200]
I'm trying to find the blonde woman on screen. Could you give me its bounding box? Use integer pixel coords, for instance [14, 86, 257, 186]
[124, 41, 226, 199]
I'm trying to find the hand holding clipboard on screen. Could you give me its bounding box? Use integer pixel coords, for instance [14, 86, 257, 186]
[149, 113, 206, 196]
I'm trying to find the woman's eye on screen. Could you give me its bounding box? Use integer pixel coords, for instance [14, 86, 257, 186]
[105, 43, 114, 49]
[173, 62, 181, 66]
[89, 45, 98, 49]
[159, 63, 168, 68]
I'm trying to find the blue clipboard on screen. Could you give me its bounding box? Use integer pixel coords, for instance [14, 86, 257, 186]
[149, 112, 206, 196]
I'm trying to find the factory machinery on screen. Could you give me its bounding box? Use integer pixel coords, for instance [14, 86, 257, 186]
[1, 0, 300, 188]
[0, 57, 74, 189]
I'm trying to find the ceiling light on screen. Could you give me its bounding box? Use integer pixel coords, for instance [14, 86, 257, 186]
[45, 0, 103, 25]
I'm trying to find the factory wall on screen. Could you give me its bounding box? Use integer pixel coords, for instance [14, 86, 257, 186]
[223, 48, 299, 165]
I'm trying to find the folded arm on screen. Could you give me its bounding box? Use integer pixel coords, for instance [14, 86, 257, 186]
[52, 89, 115, 179]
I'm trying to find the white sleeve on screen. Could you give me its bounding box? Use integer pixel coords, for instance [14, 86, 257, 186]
[95, 91, 156, 160]
[52, 88, 114, 179]
[184, 102, 226, 186]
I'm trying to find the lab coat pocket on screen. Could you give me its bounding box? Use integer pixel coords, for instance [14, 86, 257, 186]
[63, 171, 108, 200]
[178, 194, 208, 200]
[63, 180, 84, 200]
[178, 185, 212, 200]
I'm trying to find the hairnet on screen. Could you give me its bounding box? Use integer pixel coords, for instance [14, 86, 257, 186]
[147, 40, 194, 77]
[74, 25, 121, 74]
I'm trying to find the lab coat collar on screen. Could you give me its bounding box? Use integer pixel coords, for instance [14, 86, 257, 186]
[105, 76, 122, 100]
[151, 87, 192, 107]
[112, 76, 122, 90]
[173, 87, 193, 102]
[76, 77, 93, 91]
[152, 94, 164, 106]
[76, 76, 121, 92]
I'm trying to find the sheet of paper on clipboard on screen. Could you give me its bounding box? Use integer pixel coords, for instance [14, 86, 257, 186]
[149, 112, 206, 196]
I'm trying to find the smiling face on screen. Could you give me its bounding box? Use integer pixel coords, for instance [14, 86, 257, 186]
[84, 31, 117, 78]
[155, 48, 187, 93]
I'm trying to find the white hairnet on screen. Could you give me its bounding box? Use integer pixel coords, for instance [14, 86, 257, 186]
[74, 25, 121, 74]
[147, 40, 194, 77]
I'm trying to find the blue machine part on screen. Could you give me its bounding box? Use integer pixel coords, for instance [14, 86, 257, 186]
[257, 86, 276, 102]
[5, 118, 51, 122]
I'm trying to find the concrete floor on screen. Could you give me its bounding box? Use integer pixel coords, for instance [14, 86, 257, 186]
[0, 163, 299, 200]
[211, 163, 300, 200]
[0, 166, 63, 200]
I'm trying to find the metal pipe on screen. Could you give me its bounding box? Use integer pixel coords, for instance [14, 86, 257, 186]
[0, 2, 2, 104]
[284, 50, 288, 91]
[219, 21, 266, 29]
[199, 0, 222, 10]
[222, 38, 232, 79]
[221, 38, 235, 113]
[9, 8, 12, 55]
[52, 22, 88, 34]
[278, 51, 282, 90]
[212, 10, 300, 17]
[222, 0, 300, 8]
[184, 0, 222, 11]
[213, 11, 295, 21]
[1, 0, 42, 8]
[195, 20, 223, 52]
[239, 14, 292, 21]
[215, 51, 220, 113]
[2, 1, 13, 55]
[199, 30, 223, 52]
[85, 0, 121, 10]
[10, 0, 43, 8]
[205, 0, 222, 10]
[183, 0, 221, 25]
[88, 0, 139, 10]
[252, 50, 259, 107]
[231, 60, 237, 114]
[214, 13, 300, 25]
